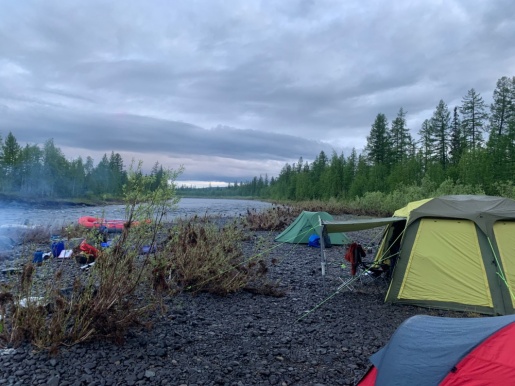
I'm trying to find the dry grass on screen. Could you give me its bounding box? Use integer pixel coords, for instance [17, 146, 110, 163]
[153, 216, 276, 296]
[243, 205, 300, 231]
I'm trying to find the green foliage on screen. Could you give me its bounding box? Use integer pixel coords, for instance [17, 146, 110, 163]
[365, 113, 391, 166]
[489, 76, 514, 137]
[491, 181, 515, 199]
[390, 107, 413, 164]
[0, 133, 164, 200]
[431, 99, 452, 168]
[216, 74, 515, 206]
[460, 88, 488, 150]
[433, 178, 485, 196]
[347, 178, 486, 216]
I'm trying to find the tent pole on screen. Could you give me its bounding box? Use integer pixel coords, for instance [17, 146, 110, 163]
[319, 219, 326, 292]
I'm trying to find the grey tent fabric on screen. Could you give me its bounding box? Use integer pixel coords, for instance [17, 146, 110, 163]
[407, 195, 515, 237]
[370, 314, 515, 386]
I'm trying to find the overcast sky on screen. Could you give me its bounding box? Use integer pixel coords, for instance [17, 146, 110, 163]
[0, 0, 514, 186]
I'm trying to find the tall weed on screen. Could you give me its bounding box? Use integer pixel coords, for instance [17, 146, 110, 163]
[154, 216, 272, 295]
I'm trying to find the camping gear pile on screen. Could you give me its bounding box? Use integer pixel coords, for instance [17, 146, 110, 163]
[30, 235, 102, 266]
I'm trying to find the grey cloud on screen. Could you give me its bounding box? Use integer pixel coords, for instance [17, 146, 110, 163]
[0, 109, 337, 161]
[0, 0, 514, 183]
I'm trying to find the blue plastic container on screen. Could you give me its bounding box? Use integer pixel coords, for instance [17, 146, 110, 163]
[51, 241, 65, 258]
[308, 234, 321, 248]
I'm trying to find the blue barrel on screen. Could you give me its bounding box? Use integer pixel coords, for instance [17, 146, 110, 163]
[33, 250, 44, 264]
[51, 241, 65, 257]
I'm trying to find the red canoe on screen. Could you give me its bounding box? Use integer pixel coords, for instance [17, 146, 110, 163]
[78, 216, 126, 232]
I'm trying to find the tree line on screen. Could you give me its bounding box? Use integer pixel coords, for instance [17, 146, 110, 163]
[3, 74, 515, 202]
[0, 135, 167, 199]
[189, 75, 515, 200]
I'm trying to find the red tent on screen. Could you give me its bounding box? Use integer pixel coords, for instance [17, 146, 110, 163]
[358, 314, 515, 386]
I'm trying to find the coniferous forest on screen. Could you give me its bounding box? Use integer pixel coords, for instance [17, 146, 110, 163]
[186, 75, 515, 201]
[1, 75, 515, 203]
[0, 135, 167, 200]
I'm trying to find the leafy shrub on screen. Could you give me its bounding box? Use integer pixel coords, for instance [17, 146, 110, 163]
[346, 177, 488, 217]
[433, 178, 484, 196]
[492, 181, 515, 199]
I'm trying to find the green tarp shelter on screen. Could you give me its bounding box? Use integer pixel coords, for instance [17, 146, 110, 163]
[275, 211, 350, 245]
[320, 195, 515, 315]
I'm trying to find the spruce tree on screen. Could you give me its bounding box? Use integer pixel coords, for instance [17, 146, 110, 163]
[489, 76, 514, 137]
[430, 100, 451, 169]
[418, 119, 436, 168]
[1, 132, 21, 190]
[389, 107, 413, 165]
[449, 106, 464, 165]
[460, 88, 488, 150]
[365, 113, 391, 166]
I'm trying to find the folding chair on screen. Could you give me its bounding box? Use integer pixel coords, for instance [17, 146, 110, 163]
[356, 259, 388, 285]
[338, 243, 388, 291]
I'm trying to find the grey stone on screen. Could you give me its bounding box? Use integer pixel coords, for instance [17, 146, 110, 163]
[47, 376, 60, 386]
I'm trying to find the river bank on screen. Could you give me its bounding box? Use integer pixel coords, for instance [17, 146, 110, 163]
[0, 222, 461, 385]
[0, 197, 273, 231]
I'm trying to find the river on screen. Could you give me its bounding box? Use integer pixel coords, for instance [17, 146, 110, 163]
[0, 198, 273, 229]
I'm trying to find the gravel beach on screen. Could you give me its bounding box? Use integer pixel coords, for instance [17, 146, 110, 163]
[0, 224, 460, 386]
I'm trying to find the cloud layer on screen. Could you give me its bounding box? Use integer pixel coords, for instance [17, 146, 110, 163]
[0, 0, 514, 183]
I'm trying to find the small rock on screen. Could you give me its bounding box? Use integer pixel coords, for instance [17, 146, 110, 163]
[83, 362, 96, 369]
[47, 376, 60, 386]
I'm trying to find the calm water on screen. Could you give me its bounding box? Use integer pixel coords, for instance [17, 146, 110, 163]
[0, 198, 273, 228]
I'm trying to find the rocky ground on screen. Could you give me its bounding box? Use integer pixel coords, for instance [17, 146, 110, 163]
[0, 225, 460, 386]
